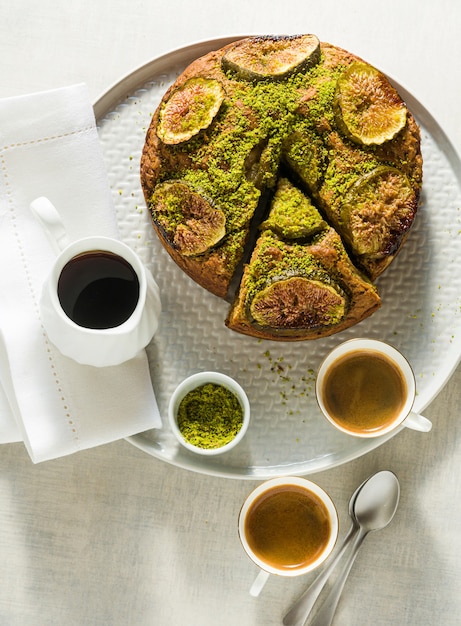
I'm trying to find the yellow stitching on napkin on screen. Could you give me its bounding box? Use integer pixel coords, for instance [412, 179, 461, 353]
[1, 148, 83, 448]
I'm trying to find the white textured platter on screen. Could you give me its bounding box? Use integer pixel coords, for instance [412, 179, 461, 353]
[95, 37, 461, 479]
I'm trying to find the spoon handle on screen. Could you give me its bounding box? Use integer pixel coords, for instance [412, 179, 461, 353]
[283, 524, 357, 626]
[309, 529, 367, 626]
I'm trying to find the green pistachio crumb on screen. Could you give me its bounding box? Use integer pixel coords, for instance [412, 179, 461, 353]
[177, 383, 243, 449]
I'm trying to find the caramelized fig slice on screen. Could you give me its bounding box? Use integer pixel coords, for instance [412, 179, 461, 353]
[150, 181, 226, 256]
[249, 276, 346, 331]
[244, 138, 280, 190]
[157, 77, 225, 145]
[222, 34, 320, 81]
[340, 166, 416, 257]
[334, 62, 407, 145]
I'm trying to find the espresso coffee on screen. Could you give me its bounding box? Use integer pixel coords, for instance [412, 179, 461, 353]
[244, 485, 331, 571]
[321, 349, 407, 434]
[57, 251, 140, 329]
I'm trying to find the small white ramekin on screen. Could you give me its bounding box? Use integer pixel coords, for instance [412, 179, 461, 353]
[168, 371, 250, 455]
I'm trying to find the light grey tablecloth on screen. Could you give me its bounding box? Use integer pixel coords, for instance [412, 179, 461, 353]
[1, 1, 460, 624]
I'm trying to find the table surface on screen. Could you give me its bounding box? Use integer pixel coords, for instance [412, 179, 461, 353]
[1, 1, 460, 625]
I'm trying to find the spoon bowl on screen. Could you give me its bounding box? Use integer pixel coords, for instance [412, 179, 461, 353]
[352, 470, 400, 531]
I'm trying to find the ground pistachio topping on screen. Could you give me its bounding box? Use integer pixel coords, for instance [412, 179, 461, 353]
[261, 177, 327, 239]
[177, 383, 244, 449]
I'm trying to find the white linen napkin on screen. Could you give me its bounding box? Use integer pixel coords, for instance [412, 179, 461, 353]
[0, 83, 161, 462]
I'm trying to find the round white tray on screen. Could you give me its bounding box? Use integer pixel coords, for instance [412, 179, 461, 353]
[95, 37, 461, 479]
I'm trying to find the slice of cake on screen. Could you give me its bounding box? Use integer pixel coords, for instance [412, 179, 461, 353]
[226, 179, 380, 340]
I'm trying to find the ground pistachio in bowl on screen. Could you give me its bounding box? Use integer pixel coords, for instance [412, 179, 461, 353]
[168, 372, 250, 455]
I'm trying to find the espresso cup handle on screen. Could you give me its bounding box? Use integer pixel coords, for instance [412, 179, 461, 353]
[403, 411, 432, 433]
[249, 569, 270, 597]
[30, 197, 69, 255]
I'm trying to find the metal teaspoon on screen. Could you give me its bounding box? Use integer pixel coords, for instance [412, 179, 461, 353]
[283, 471, 380, 626]
[309, 469, 400, 626]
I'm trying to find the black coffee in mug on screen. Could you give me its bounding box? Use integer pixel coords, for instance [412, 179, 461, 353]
[57, 251, 140, 329]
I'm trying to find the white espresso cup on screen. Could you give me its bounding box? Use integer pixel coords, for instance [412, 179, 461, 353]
[238, 477, 338, 597]
[316, 338, 432, 437]
[32, 197, 161, 367]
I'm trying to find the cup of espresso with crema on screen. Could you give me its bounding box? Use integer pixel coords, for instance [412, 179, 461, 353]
[238, 477, 338, 596]
[32, 197, 161, 367]
[316, 338, 432, 437]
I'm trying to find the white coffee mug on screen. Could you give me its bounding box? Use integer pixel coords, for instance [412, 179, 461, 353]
[32, 197, 161, 367]
[316, 338, 432, 437]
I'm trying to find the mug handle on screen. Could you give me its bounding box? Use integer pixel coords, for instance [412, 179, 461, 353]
[30, 197, 69, 254]
[250, 569, 270, 597]
[403, 411, 432, 432]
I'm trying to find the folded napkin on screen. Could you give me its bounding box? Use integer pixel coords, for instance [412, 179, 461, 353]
[0, 84, 161, 463]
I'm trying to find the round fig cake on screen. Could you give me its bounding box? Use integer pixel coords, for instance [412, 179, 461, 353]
[140, 35, 422, 341]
